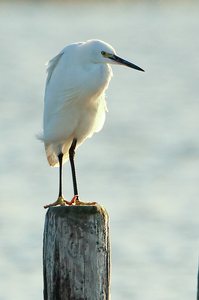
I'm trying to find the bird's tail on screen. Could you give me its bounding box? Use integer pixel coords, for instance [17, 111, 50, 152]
[44, 144, 69, 167]
[37, 133, 58, 166]
[45, 144, 59, 167]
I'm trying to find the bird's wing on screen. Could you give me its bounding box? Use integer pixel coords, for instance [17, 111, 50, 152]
[45, 51, 64, 85]
[43, 50, 84, 144]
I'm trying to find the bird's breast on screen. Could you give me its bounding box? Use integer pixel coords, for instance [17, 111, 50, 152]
[80, 64, 112, 101]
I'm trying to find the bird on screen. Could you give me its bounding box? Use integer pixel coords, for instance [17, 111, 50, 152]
[42, 39, 144, 208]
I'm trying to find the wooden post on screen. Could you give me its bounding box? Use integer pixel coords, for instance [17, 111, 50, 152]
[43, 205, 110, 300]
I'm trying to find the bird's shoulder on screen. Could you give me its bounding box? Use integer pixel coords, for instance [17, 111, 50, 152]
[45, 51, 64, 85]
[45, 42, 83, 85]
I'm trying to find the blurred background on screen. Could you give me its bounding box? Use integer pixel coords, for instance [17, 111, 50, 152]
[0, 0, 199, 299]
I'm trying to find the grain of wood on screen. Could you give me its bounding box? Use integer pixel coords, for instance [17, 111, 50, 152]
[43, 205, 110, 300]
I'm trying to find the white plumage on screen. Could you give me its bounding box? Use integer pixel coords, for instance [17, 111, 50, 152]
[42, 40, 114, 167]
[41, 39, 144, 207]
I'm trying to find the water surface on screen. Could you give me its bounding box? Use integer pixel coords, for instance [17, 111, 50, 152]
[0, 2, 199, 299]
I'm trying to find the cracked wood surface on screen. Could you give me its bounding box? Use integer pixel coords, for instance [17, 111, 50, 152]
[43, 205, 110, 300]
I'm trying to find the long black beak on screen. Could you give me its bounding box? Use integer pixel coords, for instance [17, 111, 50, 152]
[110, 54, 145, 72]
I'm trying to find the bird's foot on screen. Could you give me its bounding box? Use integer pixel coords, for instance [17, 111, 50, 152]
[44, 195, 96, 209]
[72, 195, 97, 206]
[44, 196, 68, 209]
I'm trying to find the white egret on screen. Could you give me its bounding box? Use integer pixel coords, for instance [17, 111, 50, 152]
[42, 39, 144, 208]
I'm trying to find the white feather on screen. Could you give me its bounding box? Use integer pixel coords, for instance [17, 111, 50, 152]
[45, 51, 64, 85]
[42, 40, 113, 166]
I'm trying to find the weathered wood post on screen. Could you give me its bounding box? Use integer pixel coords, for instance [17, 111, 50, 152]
[43, 205, 110, 300]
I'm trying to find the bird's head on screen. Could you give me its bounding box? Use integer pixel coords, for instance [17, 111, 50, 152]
[83, 39, 144, 72]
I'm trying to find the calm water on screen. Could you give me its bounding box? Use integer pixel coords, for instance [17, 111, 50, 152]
[0, 2, 199, 299]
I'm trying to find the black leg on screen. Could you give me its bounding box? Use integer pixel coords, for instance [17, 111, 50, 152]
[69, 139, 79, 197]
[58, 152, 63, 198]
[44, 152, 65, 208]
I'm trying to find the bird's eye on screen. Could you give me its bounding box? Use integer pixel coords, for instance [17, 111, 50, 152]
[101, 51, 106, 56]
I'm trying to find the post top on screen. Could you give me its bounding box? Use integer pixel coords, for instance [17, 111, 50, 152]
[46, 203, 108, 218]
